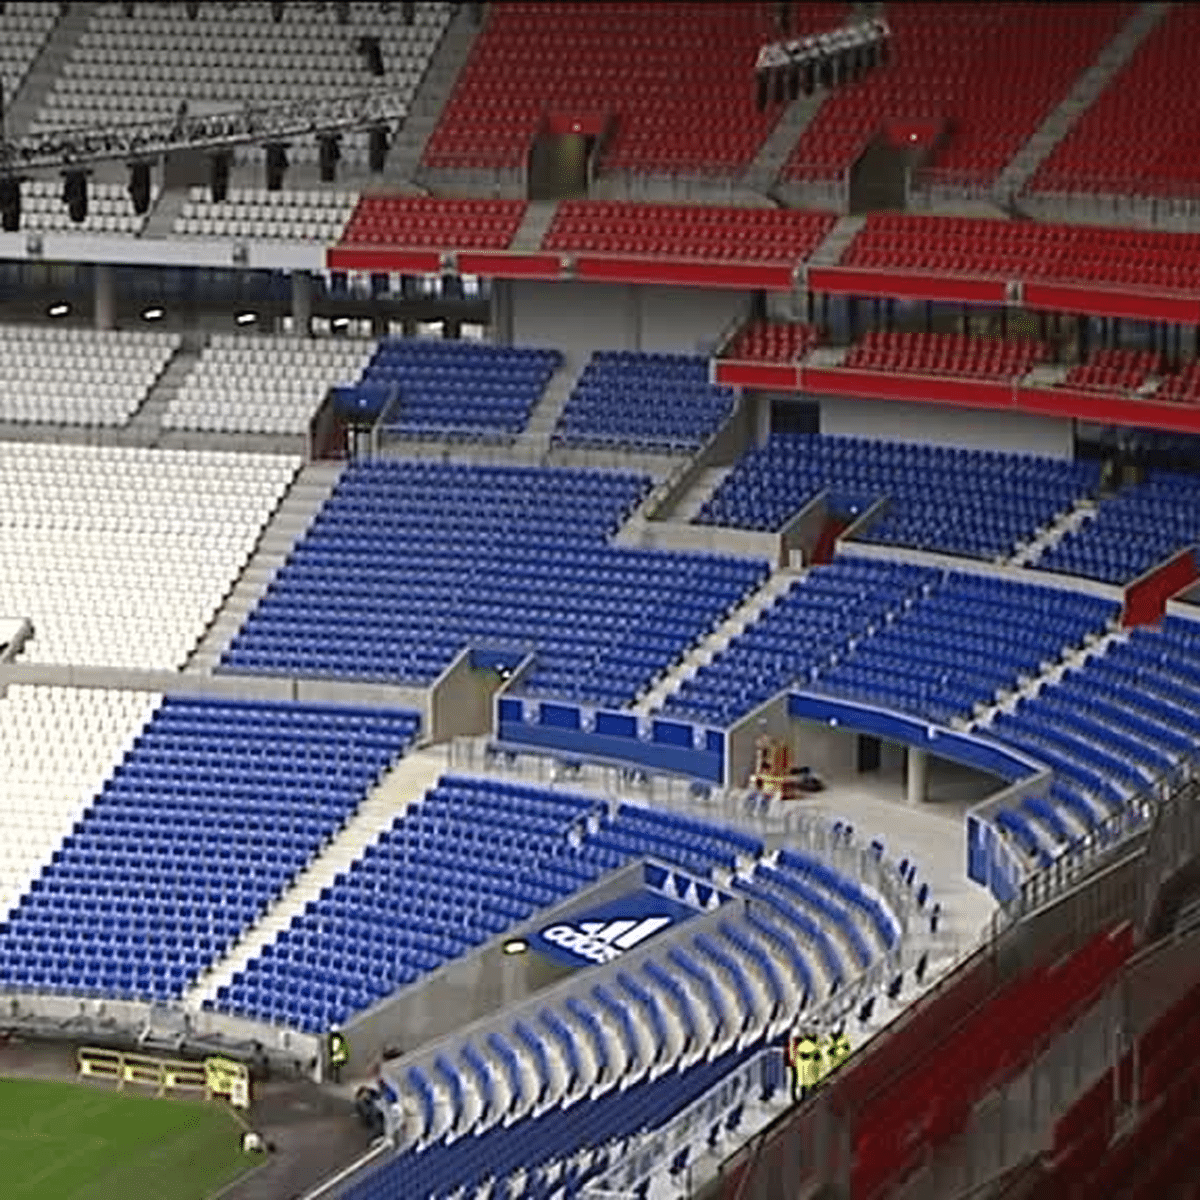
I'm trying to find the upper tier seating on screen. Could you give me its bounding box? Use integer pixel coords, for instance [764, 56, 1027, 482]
[843, 330, 1049, 379]
[698, 434, 1100, 561]
[841, 213, 1200, 294]
[355, 338, 561, 440]
[1060, 347, 1161, 395]
[11, 178, 159, 236]
[424, 2, 845, 173]
[543, 201, 837, 264]
[1035, 470, 1200, 584]
[340, 196, 527, 250]
[661, 558, 939, 728]
[222, 461, 767, 709]
[0, 324, 179, 427]
[552, 351, 734, 453]
[174, 187, 358, 242]
[1029, 7, 1200, 198]
[810, 573, 1117, 725]
[0, 3, 56, 102]
[782, 3, 1132, 183]
[0, 698, 420, 1003]
[723, 321, 822, 363]
[163, 333, 375, 436]
[32, 2, 450, 169]
[0, 687, 160, 923]
[0, 444, 298, 669]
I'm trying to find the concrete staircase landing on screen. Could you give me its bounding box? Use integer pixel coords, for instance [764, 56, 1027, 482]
[185, 459, 344, 673]
[517, 353, 588, 454]
[1008, 498, 1098, 568]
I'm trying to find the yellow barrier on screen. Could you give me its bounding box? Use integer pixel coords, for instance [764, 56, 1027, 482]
[77, 1047, 250, 1109]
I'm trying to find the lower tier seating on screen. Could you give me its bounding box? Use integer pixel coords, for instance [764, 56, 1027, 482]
[698, 434, 1099, 561]
[163, 333, 375, 435]
[0, 698, 421, 1004]
[1035, 470, 1200, 583]
[222, 461, 768, 710]
[211, 776, 768, 1035]
[0, 444, 299, 670]
[0, 687, 160, 923]
[0, 324, 179, 427]
[552, 351, 734, 453]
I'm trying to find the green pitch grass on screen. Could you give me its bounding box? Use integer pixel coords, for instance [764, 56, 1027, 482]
[0, 1074, 256, 1200]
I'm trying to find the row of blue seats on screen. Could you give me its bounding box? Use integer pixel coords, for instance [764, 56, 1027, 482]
[697, 434, 1099, 559]
[0, 699, 421, 1004]
[1037, 471, 1200, 583]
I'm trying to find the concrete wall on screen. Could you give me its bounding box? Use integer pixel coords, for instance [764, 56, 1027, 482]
[818, 396, 1075, 459]
[507, 279, 636, 356]
[429, 649, 503, 744]
[635, 286, 750, 355]
[504, 280, 750, 358]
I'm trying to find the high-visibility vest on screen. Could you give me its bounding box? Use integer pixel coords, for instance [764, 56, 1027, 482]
[329, 1032, 349, 1066]
[795, 1037, 822, 1088]
[828, 1032, 851, 1071]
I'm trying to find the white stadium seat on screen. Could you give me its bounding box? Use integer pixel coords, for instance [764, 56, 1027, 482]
[30, 3, 452, 171]
[0, 3, 56, 105]
[0, 443, 299, 670]
[0, 325, 179, 427]
[0, 686, 160, 922]
[173, 187, 360, 243]
[163, 331, 375, 435]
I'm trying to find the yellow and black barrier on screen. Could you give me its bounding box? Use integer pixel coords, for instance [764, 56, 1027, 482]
[77, 1046, 250, 1109]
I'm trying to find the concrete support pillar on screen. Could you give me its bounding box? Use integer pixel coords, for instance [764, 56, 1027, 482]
[755, 390, 772, 446]
[290, 269, 312, 338]
[906, 747, 928, 805]
[94, 263, 115, 330]
[491, 278, 513, 345]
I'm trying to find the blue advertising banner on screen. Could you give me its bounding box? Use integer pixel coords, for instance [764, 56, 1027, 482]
[529, 888, 699, 970]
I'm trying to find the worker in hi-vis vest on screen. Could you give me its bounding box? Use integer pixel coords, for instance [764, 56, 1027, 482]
[328, 1027, 349, 1083]
[792, 1032, 822, 1101]
[826, 1027, 852, 1076]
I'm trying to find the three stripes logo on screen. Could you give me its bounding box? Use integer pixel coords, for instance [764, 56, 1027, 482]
[541, 916, 673, 964]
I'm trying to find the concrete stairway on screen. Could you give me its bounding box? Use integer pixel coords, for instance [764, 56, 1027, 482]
[967, 627, 1128, 731]
[140, 187, 191, 240]
[2, 2, 97, 141]
[744, 91, 831, 194]
[124, 336, 206, 442]
[185, 745, 447, 1010]
[509, 201, 559, 252]
[1008, 498, 1099, 568]
[995, 2, 1172, 198]
[517, 352, 589, 454]
[669, 466, 733, 524]
[633, 566, 804, 715]
[807, 213, 867, 266]
[390, 5, 482, 185]
[185, 460, 344, 673]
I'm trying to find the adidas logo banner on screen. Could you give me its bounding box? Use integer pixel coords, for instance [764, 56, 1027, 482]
[530, 888, 699, 969]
